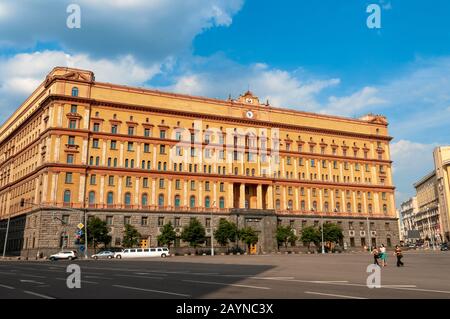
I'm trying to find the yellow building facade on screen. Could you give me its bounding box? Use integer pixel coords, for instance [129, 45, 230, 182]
[0, 67, 399, 256]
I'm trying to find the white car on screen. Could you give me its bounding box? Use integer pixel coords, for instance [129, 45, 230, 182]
[115, 247, 170, 259]
[49, 250, 77, 261]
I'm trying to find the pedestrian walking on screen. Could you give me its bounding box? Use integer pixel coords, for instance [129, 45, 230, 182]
[371, 247, 380, 265]
[394, 245, 404, 267]
[379, 244, 387, 267]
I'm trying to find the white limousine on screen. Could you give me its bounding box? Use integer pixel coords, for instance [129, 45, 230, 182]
[114, 247, 170, 259]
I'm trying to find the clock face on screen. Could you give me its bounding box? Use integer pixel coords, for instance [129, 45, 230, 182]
[246, 110, 254, 119]
[245, 98, 253, 104]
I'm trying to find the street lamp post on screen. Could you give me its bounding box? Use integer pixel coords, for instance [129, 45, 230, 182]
[321, 214, 325, 254]
[1, 217, 11, 258]
[211, 201, 215, 256]
[427, 208, 436, 250]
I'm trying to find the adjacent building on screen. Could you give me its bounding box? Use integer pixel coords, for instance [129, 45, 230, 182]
[398, 197, 418, 243]
[0, 67, 399, 256]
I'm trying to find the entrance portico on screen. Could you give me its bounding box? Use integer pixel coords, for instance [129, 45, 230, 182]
[233, 183, 272, 209]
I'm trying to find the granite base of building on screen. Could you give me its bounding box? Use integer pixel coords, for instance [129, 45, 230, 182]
[0, 208, 400, 257]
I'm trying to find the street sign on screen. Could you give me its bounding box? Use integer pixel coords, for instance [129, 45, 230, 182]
[79, 245, 85, 252]
[76, 229, 83, 236]
[77, 223, 84, 229]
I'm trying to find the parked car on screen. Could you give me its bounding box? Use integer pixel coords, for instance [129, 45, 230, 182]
[114, 247, 169, 259]
[49, 250, 77, 261]
[440, 243, 449, 251]
[91, 250, 115, 259]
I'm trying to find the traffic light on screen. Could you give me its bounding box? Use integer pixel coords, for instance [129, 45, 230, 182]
[20, 198, 25, 207]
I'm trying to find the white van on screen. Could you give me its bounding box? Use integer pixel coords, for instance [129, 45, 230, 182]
[114, 247, 169, 259]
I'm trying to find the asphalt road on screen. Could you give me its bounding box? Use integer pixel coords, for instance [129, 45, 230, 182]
[0, 251, 449, 299]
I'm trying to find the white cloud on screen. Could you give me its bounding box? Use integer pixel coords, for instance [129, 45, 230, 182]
[323, 87, 386, 116]
[0, 0, 243, 62]
[390, 140, 437, 205]
[0, 51, 161, 120]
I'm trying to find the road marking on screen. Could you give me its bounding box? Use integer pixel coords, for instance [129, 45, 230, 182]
[183, 279, 271, 290]
[84, 275, 112, 279]
[310, 281, 350, 284]
[19, 274, 46, 279]
[381, 285, 417, 288]
[386, 287, 450, 295]
[23, 290, 55, 299]
[20, 279, 45, 285]
[55, 277, 98, 284]
[0, 284, 15, 289]
[305, 291, 367, 299]
[113, 284, 190, 297]
[134, 272, 168, 276]
[114, 274, 164, 280]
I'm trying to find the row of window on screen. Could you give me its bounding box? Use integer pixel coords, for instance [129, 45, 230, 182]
[63, 190, 226, 209]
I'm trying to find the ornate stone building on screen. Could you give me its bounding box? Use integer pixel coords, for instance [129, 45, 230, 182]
[0, 67, 399, 256]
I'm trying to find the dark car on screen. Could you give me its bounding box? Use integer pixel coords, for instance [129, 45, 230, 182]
[440, 243, 449, 251]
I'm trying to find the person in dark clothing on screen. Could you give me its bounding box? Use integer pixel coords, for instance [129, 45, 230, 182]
[395, 245, 404, 267]
[371, 247, 380, 265]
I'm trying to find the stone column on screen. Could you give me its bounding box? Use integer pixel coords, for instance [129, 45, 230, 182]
[267, 185, 274, 209]
[239, 183, 246, 208]
[257, 184, 263, 209]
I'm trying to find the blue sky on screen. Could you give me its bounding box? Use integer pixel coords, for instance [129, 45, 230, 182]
[1, 0, 449, 205]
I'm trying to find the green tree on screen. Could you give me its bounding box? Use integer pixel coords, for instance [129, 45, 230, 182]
[214, 218, 238, 247]
[86, 217, 111, 252]
[276, 225, 298, 249]
[239, 227, 258, 252]
[300, 226, 320, 251]
[322, 223, 344, 243]
[181, 218, 206, 250]
[122, 224, 141, 248]
[157, 222, 177, 249]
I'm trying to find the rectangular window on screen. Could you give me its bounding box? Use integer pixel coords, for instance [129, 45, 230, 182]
[69, 120, 77, 129]
[124, 216, 131, 225]
[158, 217, 164, 226]
[92, 139, 99, 148]
[160, 145, 166, 154]
[111, 125, 118, 134]
[175, 179, 181, 190]
[143, 178, 148, 188]
[106, 216, 113, 225]
[144, 128, 151, 137]
[175, 217, 180, 227]
[220, 182, 225, 192]
[93, 123, 100, 132]
[68, 136, 75, 145]
[205, 181, 210, 191]
[159, 179, 165, 189]
[70, 105, 77, 113]
[141, 217, 148, 226]
[108, 176, 114, 186]
[144, 143, 150, 153]
[110, 140, 117, 150]
[90, 175, 96, 185]
[65, 172, 73, 183]
[126, 176, 132, 187]
[127, 142, 134, 151]
[128, 127, 134, 136]
[67, 154, 74, 164]
[160, 130, 166, 139]
[190, 181, 195, 190]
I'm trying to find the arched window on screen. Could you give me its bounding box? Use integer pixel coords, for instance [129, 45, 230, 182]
[131, 159, 134, 168]
[383, 204, 388, 214]
[324, 201, 329, 212]
[158, 194, 164, 207]
[312, 201, 317, 211]
[301, 200, 306, 211]
[368, 204, 373, 214]
[88, 191, 95, 205]
[95, 156, 100, 166]
[205, 196, 210, 208]
[113, 158, 118, 167]
[357, 203, 362, 213]
[141, 193, 148, 206]
[287, 200, 293, 210]
[71, 87, 79, 97]
[63, 190, 71, 204]
[89, 156, 94, 165]
[347, 202, 351, 213]
[336, 202, 340, 212]
[125, 159, 129, 168]
[174, 195, 181, 208]
[190, 195, 196, 208]
[124, 192, 131, 206]
[219, 197, 225, 209]
[107, 192, 114, 205]
[275, 199, 281, 210]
